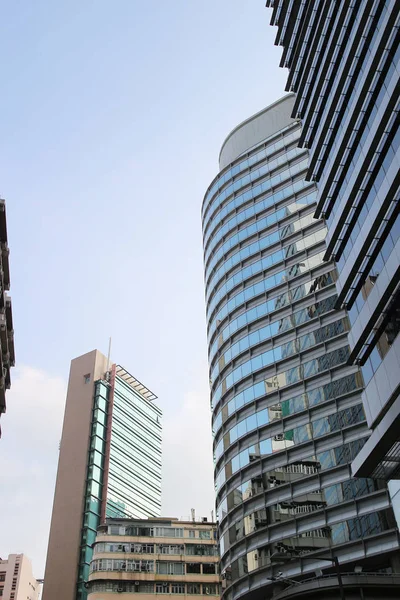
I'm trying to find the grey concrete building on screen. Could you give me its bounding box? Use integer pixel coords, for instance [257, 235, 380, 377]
[202, 95, 400, 600]
[266, 1, 400, 500]
[0, 199, 15, 438]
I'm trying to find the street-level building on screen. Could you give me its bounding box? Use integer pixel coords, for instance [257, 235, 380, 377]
[201, 95, 400, 600]
[0, 554, 40, 600]
[42, 350, 162, 600]
[87, 518, 220, 600]
[265, 1, 400, 492]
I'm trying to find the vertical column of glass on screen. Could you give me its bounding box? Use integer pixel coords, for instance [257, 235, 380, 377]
[76, 380, 110, 600]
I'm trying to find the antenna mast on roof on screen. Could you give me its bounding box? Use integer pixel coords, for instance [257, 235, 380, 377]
[191, 508, 195, 522]
[106, 337, 112, 373]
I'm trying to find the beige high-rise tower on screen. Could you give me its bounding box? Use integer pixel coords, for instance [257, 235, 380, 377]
[42, 350, 162, 600]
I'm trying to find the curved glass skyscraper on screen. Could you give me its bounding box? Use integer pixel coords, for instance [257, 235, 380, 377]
[202, 96, 400, 600]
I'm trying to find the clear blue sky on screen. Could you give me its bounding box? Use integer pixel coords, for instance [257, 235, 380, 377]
[0, 0, 287, 576]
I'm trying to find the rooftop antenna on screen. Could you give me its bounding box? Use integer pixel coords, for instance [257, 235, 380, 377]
[106, 337, 112, 373]
[191, 508, 195, 522]
[211, 510, 214, 523]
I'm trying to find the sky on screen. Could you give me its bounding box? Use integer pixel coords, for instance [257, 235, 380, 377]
[0, 0, 287, 578]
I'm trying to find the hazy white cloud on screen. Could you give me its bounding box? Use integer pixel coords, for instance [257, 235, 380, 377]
[0, 366, 66, 577]
[162, 381, 215, 522]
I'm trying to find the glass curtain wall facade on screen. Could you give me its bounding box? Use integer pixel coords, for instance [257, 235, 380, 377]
[202, 96, 399, 600]
[78, 365, 162, 600]
[265, 2, 400, 487]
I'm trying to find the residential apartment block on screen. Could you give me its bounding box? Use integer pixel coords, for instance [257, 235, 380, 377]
[86, 518, 220, 600]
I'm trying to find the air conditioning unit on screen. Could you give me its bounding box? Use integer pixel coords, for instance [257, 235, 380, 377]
[202, 517, 208, 523]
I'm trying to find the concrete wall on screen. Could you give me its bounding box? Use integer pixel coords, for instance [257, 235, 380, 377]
[219, 94, 296, 170]
[42, 350, 108, 600]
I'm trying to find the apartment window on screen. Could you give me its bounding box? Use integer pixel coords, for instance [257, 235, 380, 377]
[84, 373, 91, 384]
[203, 584, 218, 595]
[199, 530, 211, 540]
[188, 584, 200, 594]
[0, 574, 4, 581]
[156, 583, 169, 594]
[203, 563, 216, 575]
[188, 530, 196, 538]
[171, 583, 185, 594]
[0, 590, 3, 596]
[187, 563, 201, 574]
[157, 562, 184, 575]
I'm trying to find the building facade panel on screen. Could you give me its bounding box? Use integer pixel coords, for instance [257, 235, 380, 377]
[266, 0, 400, 485]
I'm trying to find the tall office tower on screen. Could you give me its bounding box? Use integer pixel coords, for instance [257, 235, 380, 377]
[202, 95, 400, 600]
[42, 350, 162, 600]
[0, 199, 15, 438]
[86, 517, 220, 599]
[266, 2, 400, 504]
[0, 554, 41, 600]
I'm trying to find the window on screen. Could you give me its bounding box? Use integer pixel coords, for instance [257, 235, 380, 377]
[187, 563, 201, 574]
[202, 563, 216, 575]
[84, 373, 91, 384]
[199, 530, 211, 540]
[0, 574, 4, 582]
[188, 584, 200, 594]
[171, 583, 185, 594]
[203, 584, 218, 595]
[188, 530, 196, 538]
[157, 562, 184, 575]
[156, 583, 169, 594]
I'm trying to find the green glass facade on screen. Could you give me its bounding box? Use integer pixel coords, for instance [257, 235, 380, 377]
[77, 368, 162, 600]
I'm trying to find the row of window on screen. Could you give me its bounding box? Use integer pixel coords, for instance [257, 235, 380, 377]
[210, 295, 338, 384]
[203, 146, 303, 237]
[208, 251, 326, 340]
[216, 437, 367, 520]
[204, 192, 316, 282]
[219, 477, 383, 556]
[88, 581, 220, 595]
[202, 127, 300, 218]
[208, 270, 335, 361]
[204, 175, 312, 265]
[206, 227, 326, 319]
[214, 372, 363, 461]
[107, 525, 213, 539]
[90, 559, 218, 575]
[203, 155, 309, 249]
[228, 509, 391, 581]
[215, 403, 365, 492]
[94, 542, 218, 556]
[213, 341, 350, 408]
[211, 315, 348, 388]
[206, 208, 319, 300]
